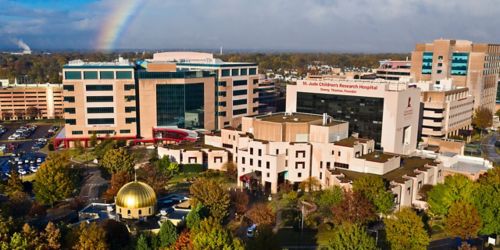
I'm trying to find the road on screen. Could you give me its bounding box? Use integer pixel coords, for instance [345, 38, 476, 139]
[79, 166, 108, 202]
[481, 133, 500, 164]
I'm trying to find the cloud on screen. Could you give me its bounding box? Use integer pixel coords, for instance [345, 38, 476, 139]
[0, 0, 499, 52]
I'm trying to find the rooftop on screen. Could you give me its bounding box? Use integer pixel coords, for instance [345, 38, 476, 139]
[358, 151, 399, 163]
[151, 51, 257, 67]
[165, 141, 225, 151]
[334, 137, 372, 148]
[64, 58, 134, 68]
[257, 112, 324, 124]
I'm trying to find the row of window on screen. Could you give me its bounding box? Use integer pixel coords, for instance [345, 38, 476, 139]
[64, 70, 133, 80]
[66, 118, 136, 125]
[64, 107, 135, 114]
[221, 68, 257, 77]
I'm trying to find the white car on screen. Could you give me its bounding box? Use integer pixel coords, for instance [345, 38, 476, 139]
[8, 135, 18, 140]
[246, 224, 257, 238]
[29, 166, 38, 172]
[18, 169, 27, 175]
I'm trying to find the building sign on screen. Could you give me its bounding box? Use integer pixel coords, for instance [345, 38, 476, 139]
[301, 80, 379, 95]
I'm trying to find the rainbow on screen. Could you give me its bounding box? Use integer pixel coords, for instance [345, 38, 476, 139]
[96, 0, 144, 51]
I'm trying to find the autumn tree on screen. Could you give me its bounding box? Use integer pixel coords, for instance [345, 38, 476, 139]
[192, 217, 244, 250]
[473, 167, 500, 235]
[4, 169, 23, 196]
[427, 174, 476, 217]
[101, 147, 135, 174]
[331, 191, 376, 225]
[231, 189, 249, 215]
[384, 208, 430, 250]
[222, 161, 237, 181]
[0, 213, 14, 243]
[299, 176, 322, 192]
[327, 223, 378, 250]
[34, 153, 76, 206]
[104, 170, 133, 201]
[445, 201, 482, 239]
[247, 203, 276, 226]
[137, 163, 170, 195]
[73, 222, 108, 250]
[189, 179, 230, 221]
[21, 223, 42, 249]
[472, 107, 492, 137]
[174, 230, 192, 250]
[158, 220, 178, 248]
[89, 132, 98, 148]
[42, 222, 62, 250]
[102, 219, 130, 250]
[352, 175, 394, 214]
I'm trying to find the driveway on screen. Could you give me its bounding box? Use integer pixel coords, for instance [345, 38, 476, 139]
[480, 133, 500, 164]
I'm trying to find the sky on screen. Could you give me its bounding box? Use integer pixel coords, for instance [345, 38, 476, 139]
[0, 0, 499, 53]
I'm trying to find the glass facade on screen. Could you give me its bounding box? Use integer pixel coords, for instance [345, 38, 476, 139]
[156, 83, 204, 129]
[421, 52, 433, 74]
[64, 71, 81, 80]
[451, 52, 469, 75]
[116, 71, 132, 79]
[100, 71, 114, 79]
[297, 92, 384, 148]
[249, 68, 257, 75]
[83, 71, 98, 79]
[221, 69, 230, 77]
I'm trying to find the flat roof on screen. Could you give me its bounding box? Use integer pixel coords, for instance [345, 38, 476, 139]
[334, 137, 372, 147]
[257, 112, 323, 123]
[165, 141, 225, 151]
[358, 151, 398, 163]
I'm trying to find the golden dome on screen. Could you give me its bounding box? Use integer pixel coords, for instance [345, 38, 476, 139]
[116, 181, 157, 209]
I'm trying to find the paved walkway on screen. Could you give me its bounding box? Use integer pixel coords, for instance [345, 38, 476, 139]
[79, 167, 108, 202]
[481, 133, 500, 164]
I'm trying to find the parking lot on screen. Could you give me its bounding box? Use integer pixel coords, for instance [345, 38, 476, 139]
[0, 124, 57, 153]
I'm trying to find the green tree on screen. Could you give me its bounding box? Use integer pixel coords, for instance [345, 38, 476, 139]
[89, 132, 98, 148]
[2, 232, 28, 250]
[192, 217, 244, 250]
[136, 234, 150, 250]
[0, 213, 14, 243]
[186, 204, 208, 231]
[427, 175, 476, 217]
[157, 155, 179, 174]
[101, 147, 135, 174]
[384, 208, 429, 250]
[445, 201, 482, 239]
[473, 167, 500, 235]
[189, 179, 230, 221]
[472, 107, 493, 137]
[327, 223, 378, 250]
[34, 153, 75, 206]
[352, 175, 394, 214]
[158, 220, 178, 248]
[73, 222, 108, 250]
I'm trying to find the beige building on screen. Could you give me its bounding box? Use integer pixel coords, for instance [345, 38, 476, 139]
[375, 59, 411, 81]
[411, 39, 500, 111]
[286, 77, 421, 155]
[416, 80, 474, 140]
[0, 83, 63, 120]
[151, 52, 260, 128]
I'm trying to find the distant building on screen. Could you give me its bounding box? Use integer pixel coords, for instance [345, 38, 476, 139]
[416, 80, 474, 141]
[0, 83, 63, 120]
[376, 59, 411, 81]
[286, 76, 421, 154]
[411, 39, 500, 111]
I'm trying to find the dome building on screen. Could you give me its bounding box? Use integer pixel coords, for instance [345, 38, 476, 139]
[115, 180, 157, 219]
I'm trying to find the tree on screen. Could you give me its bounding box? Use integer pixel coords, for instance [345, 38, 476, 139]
[230, 190, 249, 215]
[137, 163, 170, 195]
[0, 214, 14, 243]
[327, 223, 378, 250]
[4, 170, 23, 196]
[472, 107, 492, 137]
[473, 167, 500, 235]
[42, 222, 62, 250]
[222, 161, 237, 181]
[26, 106, 40, 119]
[427, 174, 476, 217]
[331, 191, 376, 225]
[299, 176, 321, 192]
[186, 204, 208, 231]
[247, 203, 275, 226]
[89, 132, 98, 148]
[174, 230, 192, 250]
[136, 234, 149, 250]
[156, 155, 179, 174]
[445, 201, 482, 239]
[104, 170, 133, 201]
[158, 220, 178, 248]
[101, 147, 135, 174]
[2, 232, 29, 249]
[21, 223, 42, 249]
[189, 179, 230, 221]
[73, 222, 108, 250]
[315, 186, 343, 215]
[34, 153, 75, 206]
[352, 175, 394, 214]
[102, 219, 130, 250]
[192, 217, 244, 250]
[384, 208, 430, 250]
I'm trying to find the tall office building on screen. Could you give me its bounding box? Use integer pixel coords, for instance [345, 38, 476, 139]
[151, 52, 260, 128]
[411, 39, 500, 111]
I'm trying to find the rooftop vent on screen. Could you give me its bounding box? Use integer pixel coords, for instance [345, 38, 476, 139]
[293, 118, 299, 122]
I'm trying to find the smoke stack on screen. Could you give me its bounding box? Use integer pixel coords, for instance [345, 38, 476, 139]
[15, 39, 31, 54]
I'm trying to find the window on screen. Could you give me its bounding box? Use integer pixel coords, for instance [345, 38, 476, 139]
[231, 69, 239, 76]
[266, 162, 270, 169]
[242, 157, 246, 164]
[295, 150, 306, 158]
[320, 172, 323, 179]
[116, 71, 132, 79]
[233, 90, 247, 96]
[233, 109, 247, 115]
[334, 162, 348, 169]
[65, 119, 76, 125]
[266, 173, 270, 178]
[126, 117, 136, 123]
[258, 160, 261, 167]
[219, 111, 226, 117]
[120, 129, 131, 134]
[64, 108, 75, 114]
[233, 80, 247, 86]
[249, 68, 257, 75]
[125, 106, 136, 112]
[338, 151, 341, 156]
[87, 96, 113, 102]
[124, 84, 135, 90]
[407, 187, 411, 195]
[64, 71, 81, 80]
[250, 159, 253, 165]
[258, 149, 262, 156]
[72, 131, 83, 135]
[88, 118, 114, 125]
[253, 79, 259, 84]
[214, 157, 223, 163]
[87, 107, 114, 113]
[83, 71, 98, 79]
[100, 71, 114, 79]
[86, 85, 113, 91]
[188, 157, 197, 163]
[63, 85, 74, 91]
[139, 209, 142, 215]
[221, 69, 230, 77]
[295, 162, 305, 169]
[241, 68, 248, 75]
[125, 95, 136, 101]
[218, 81, 227, 87]
[218, 101, 226, 107]
[320, 161, 323, 169]
[233, 99, 247, 105]
[250, 148, 254, 154]
[421, 52, 433, 74]
[326, 162, 331, 168]
[89, 130, 114, 134]
[64, 96, 75, 103]
[437, 70, 442, 74]
[298, 172, 302, 178]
